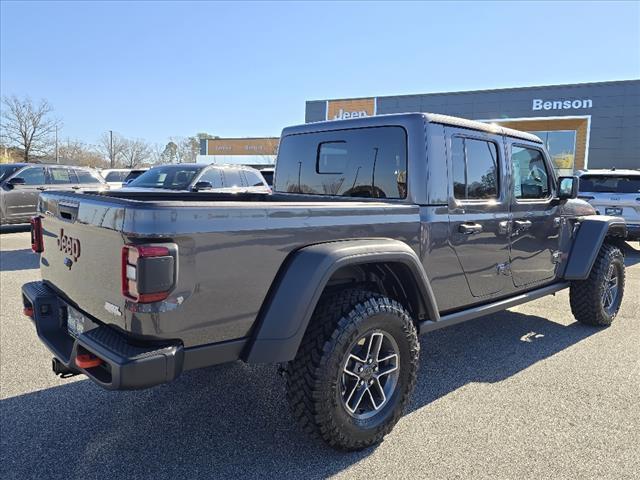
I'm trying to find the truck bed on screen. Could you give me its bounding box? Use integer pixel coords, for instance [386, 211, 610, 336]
[37, 190, 421, 347]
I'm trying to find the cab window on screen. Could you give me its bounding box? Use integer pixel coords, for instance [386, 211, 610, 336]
[452, 137, 499, 200]
[17, 167, 46, 185]
[75, 169, 102, 184]
[511, 146, 551, 199]
[48, 168, 76, 184]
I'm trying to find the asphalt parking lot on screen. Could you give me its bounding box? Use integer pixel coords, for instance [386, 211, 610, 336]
[1, 225, 638, 480]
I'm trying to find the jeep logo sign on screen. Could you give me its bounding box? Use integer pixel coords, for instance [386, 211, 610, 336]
[327, 98, 376, 121]
[532, 98, 593, 111]
[57, 228, 81, 262]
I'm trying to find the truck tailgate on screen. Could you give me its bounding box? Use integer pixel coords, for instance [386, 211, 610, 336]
[39, 192, 128, 328]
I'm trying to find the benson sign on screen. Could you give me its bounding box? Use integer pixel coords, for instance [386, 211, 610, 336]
[204, 138, 279, 156]
[532, 98, 593, 111]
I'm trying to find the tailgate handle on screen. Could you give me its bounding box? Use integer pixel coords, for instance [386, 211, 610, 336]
[58, 203, 79, 222]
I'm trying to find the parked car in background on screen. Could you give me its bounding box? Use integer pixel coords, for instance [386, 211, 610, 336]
[99, 168, 148, 189]
[259, 167, 274, 187]
[123, 163, 271, 193]
[0, 163, 107, 224]
[577, 169, 640, 240]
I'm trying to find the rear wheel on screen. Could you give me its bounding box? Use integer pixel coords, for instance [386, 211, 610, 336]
[570, 243, 625, 326]
[286, 288, 419, 450]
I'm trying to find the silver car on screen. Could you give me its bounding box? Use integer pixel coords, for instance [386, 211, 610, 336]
[0, 163, 107, 225]
[122, 163, 271, 194]
[576, 169, 640, 240]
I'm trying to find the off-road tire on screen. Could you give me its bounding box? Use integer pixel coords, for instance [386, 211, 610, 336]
[570, 243, 625, 326]
[286, 288, 419, 451]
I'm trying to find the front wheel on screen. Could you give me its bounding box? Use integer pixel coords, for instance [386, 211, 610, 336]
[286, 289, 419, 450]
[570, 243, 625, 326]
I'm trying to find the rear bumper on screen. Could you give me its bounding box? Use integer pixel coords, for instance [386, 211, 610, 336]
[22, 281, 247, 390]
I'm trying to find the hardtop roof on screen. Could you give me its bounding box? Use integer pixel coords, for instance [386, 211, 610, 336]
[283, 112, 542, 144]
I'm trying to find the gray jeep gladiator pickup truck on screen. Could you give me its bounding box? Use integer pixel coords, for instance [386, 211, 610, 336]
[23, 113, 627, 450]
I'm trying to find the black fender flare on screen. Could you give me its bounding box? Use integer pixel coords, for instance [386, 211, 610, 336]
[244, 238, 439, 363]
[563, 215, 627, 280]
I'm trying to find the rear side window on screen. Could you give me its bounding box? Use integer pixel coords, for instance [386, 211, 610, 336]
[579, 175, 640, 194]
[511, 146, 551, 199]
[198, 168, 224, 188]
[242, 170, 266, 187]
[75, 169, 102, 184]
[105, 171, 128, 182]
[124, 170, 145, 182]
[260, 170, 274, 186]
[17, 167, 46, 185]
[48, 168, 76, 184]
[452, 137, 499, 200]
[274, 126, 407, 199]
[222, 169, 243, 187]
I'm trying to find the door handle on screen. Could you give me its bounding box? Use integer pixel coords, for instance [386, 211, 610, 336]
[71, 186, 81, 190]
[458, 223, 483, 235]
[514, 220, 532, 230]
[37, 187, 47, 191]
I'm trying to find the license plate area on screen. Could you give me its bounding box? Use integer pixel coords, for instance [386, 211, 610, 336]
[605, 207, 623, 215]
[66, 305, 98, 338]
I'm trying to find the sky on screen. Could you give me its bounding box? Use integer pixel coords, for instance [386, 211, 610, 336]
[1, 0, 639, 147]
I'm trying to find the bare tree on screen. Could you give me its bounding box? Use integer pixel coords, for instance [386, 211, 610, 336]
[57, 138, 106, 168]
[98, 131, 125, 168]
[1, 95, 59, 161]
[120, 138, 151, 168]
[157, 141, 178, 164]
[171, 136, 199, 164]
[149, 143, 165, 165]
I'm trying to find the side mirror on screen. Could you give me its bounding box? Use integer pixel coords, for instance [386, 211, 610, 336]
[192, 181, 213, 191]
[558, 176, 578, 199]
[7, 177, 26, 186]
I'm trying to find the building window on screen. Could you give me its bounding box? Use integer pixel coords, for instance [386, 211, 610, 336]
[528, 130, 576, 176]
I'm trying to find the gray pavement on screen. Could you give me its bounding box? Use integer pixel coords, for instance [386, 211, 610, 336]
[1, 225, 638, 479]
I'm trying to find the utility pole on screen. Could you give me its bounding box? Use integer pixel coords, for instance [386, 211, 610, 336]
[55, 125, 59, 164]
[109, 130, 114, 168]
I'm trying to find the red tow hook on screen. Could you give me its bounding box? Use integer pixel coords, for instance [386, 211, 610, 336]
[23, 306, 34, 318]
[75, 353, 103, 369]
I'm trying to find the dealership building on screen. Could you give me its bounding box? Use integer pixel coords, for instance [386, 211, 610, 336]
[305, 79, 639, 174]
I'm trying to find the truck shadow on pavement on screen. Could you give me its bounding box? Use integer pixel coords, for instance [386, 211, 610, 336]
[0, 249, 40, 271]
[1, 311, 600, 480]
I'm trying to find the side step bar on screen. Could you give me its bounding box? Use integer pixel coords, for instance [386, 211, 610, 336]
[419, 282, 570, 334]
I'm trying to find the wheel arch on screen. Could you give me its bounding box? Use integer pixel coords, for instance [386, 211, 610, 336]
[563, 215, 627, 280]
[244, 239, 438, 363]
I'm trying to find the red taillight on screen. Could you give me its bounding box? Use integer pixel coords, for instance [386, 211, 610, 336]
[121, 244, 173, 303]
[30, 216, 44, 253]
